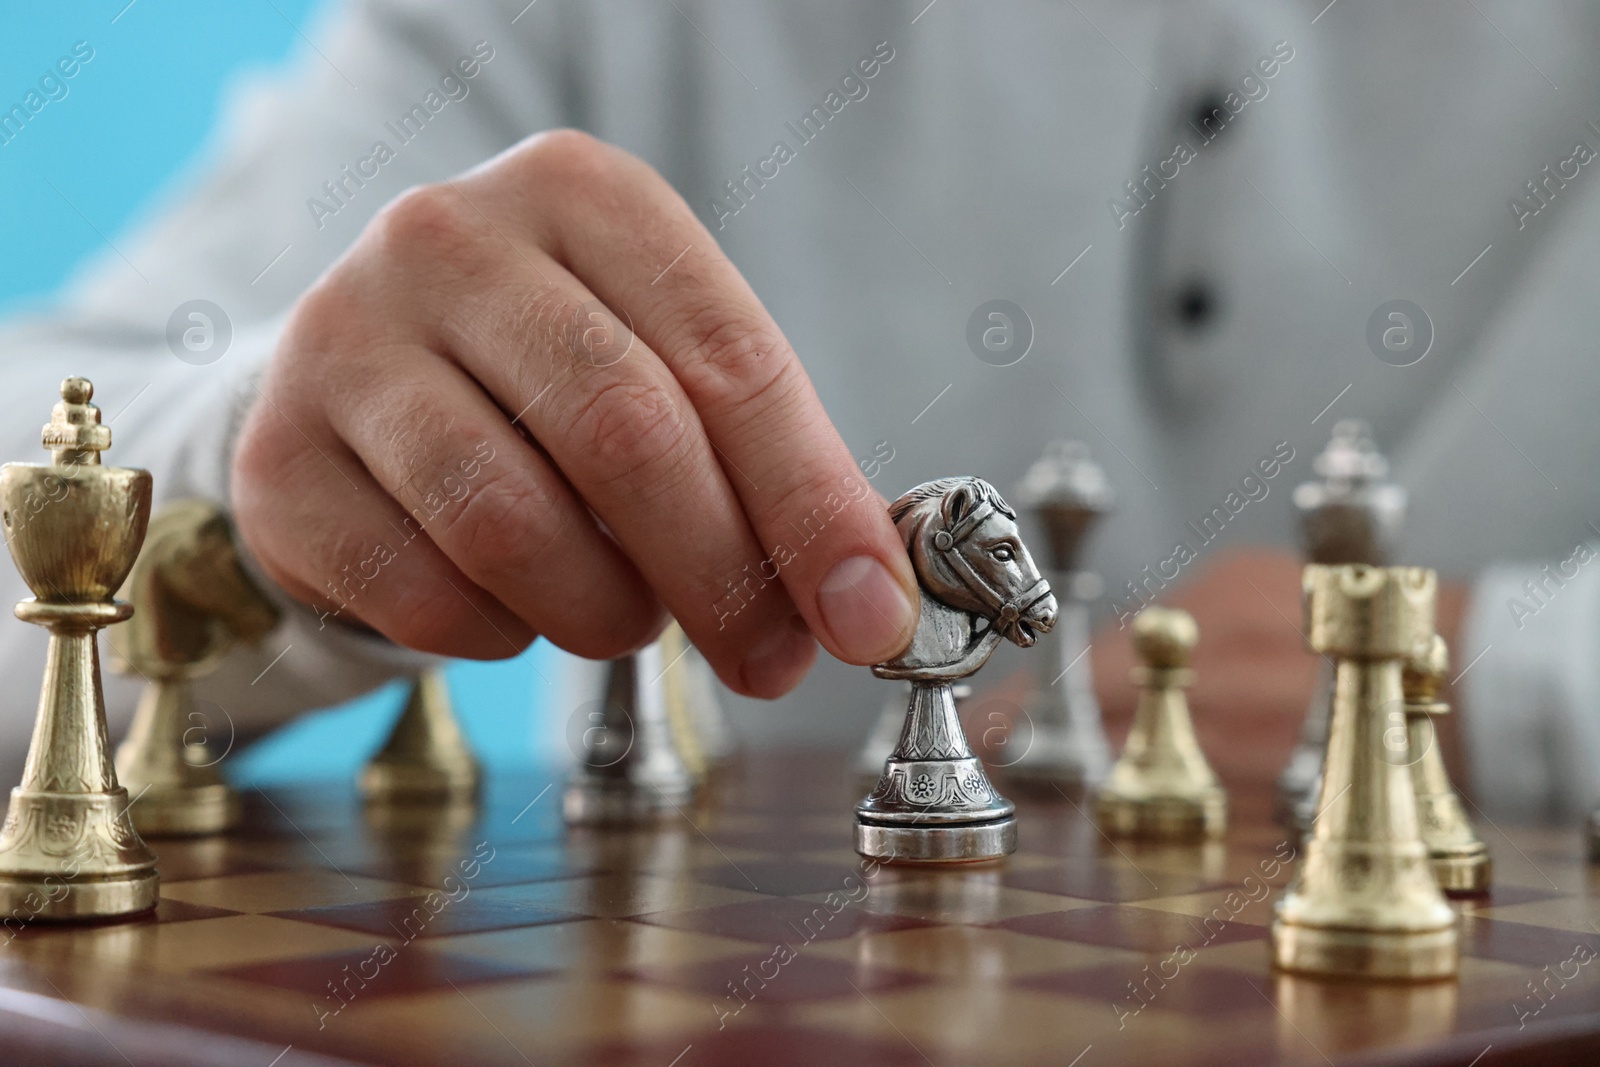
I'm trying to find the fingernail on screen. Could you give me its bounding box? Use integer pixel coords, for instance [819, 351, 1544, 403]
[817, 555, 916, 663]
[740, 615, 816, 697]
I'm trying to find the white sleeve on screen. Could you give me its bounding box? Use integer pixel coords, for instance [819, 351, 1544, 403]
[1461, 551, 1600, 821]
[0, 0, 580, 764]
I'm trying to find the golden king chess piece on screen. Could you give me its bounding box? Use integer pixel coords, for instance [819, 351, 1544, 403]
[111, 499, 279, 836]
[1272, 565, 1458, 980]
[360, 669, 481, 802]
[1403, 634, 1491, 895]
[0, 378, 159, 919]
[1094, 607, 1226, 840]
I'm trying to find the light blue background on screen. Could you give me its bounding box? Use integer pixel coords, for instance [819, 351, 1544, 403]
[2, 1, 562, 783]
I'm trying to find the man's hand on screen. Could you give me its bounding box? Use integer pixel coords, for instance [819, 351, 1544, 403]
[231, 131, 919, 698]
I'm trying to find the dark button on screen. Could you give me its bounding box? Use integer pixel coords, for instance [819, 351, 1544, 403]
[1188, 92, 1231, 140]
[1172, 279, 1219, 330]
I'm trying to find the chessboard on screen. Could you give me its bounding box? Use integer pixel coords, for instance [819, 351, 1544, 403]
[0, 749, 1596, 1067]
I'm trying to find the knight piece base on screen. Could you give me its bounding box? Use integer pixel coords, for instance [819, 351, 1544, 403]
[1433, 850, 1492, 896]
[562, 778, 694, 827]
[0, 869, 159, 922]
[1272, 920, 1458, 981]
[129, 782, 238, 838]
[855, 815, 1016, 864]
[1095, 790, 1227, 842]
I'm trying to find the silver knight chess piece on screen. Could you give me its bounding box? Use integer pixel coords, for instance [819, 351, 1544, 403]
[1002, 440, 1114, 795]
[1276, 420, 1405, 833]
[856, 683, 971, 786]
[563, 642, 697, 826]
[856, 477, 1058, 864]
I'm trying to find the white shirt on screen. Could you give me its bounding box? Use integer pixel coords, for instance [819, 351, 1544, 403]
[3, 0, 1597, 816]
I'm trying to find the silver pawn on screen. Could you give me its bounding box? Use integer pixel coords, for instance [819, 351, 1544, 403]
[1275, 420, 1406, 833]
[563, 643, 696, 826]
[1002, 441, 1114, 796]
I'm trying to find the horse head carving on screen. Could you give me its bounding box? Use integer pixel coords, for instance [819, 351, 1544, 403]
[875, 477, 1058, 682]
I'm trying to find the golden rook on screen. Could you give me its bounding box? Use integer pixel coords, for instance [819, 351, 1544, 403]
[1272, 565, 1457, 980]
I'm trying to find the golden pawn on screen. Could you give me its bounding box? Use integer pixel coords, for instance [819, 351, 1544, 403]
[659, 622, 709, 781]
[112, 500, 279, 837]
[1404, 635, 1491, 895]
[1272, 565, 1458, 981]
[0, 378, 158, 919]
[360, 670, 481, 802]
[1094, 607, 1226, 840]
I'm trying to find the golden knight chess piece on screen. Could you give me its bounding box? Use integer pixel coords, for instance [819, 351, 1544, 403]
[1277, 421, 1406, 834]
[360, 669, 481, 803]
[1272, 565, 1458, 980]
[563, 642, 697, 826]
[0, 378, 159, 919]
[1094, 606, 1226, 840]
[855, 477, 1058, 864]
[1002, 440, 1114, 796]
[1403, 634, 1491, 895]
[111, 499, 279, 836]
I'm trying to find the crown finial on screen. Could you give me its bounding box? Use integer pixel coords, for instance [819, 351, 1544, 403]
[43, 376, 111, 465]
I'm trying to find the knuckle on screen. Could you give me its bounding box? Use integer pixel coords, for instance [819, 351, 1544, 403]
[437, 472, 562, 576]
[381, 587, 482, 652]
[767, 463, 864, 538]
[515, 128, 618, 197]
[566, 379, 691, 476]
[283, 274, 367, 360]
[675, 312, 798, 413]
[367, 182, 471, 264]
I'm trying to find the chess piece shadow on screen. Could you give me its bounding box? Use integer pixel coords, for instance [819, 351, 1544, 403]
[111, 499, 279, 837]
[856, 477, 1058, 864]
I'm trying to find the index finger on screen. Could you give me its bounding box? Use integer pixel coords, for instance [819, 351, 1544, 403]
[521, 133, 919, 667]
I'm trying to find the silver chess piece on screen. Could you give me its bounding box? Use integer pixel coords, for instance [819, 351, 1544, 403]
[1276, 420, 1405, 834]
[564, 642, 696, 826]
[856, 682, 969, 785]
[856, 477, 1058, 864]
[1001, 441, 1114, 796]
